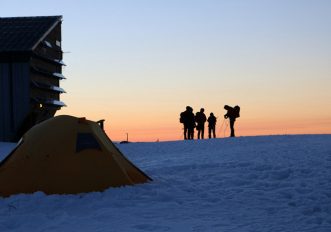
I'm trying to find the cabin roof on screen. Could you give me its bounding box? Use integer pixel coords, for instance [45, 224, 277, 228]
[0, 16, 62, 53]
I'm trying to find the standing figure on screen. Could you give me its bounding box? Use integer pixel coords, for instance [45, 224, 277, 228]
[207, 112, 217, 138]
[224, 105, 240, 137]
[180, 106, 196, 140]
[195, 108, 207, 139]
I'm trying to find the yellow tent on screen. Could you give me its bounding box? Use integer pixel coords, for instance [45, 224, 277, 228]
[0, 115, 151, 197]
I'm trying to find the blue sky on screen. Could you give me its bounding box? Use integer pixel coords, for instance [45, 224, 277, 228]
[2, 0, 331, 141]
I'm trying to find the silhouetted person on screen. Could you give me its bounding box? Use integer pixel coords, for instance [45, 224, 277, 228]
[224, 105, 240, 137]
[195, 108, 207, 139]
[208, 112, 217, 138]
[180, 106, 195, 140]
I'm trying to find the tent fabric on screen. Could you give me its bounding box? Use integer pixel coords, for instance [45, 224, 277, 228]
[0, 115, 151, 197]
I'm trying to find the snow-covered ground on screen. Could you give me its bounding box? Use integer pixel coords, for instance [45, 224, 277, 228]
[1, 135, 331, 232]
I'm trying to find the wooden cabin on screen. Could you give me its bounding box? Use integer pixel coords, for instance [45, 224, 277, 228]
[0, 16, 66, 142]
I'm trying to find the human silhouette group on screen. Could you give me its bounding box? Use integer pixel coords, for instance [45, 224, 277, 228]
[179, 105, 240, 140]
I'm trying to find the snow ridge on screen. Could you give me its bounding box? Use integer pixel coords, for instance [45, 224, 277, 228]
[0, 135, 331, 232]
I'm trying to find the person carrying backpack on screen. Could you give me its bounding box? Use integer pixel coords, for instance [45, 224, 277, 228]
[207, 112, 217, 138]
[224, 105, 240, 137]
[180, 106, 195, 140]
[195, 108, 207, 139]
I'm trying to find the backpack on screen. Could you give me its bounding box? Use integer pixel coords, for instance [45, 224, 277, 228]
[179, 112, 185, 123]
[195, 112, 200, 123]
[234, 105, 240, 118]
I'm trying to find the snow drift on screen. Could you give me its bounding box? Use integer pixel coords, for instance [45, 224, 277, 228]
[0, 134, 331, 232]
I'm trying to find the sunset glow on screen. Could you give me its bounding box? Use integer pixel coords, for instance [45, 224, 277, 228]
[3, 0, 331, 142]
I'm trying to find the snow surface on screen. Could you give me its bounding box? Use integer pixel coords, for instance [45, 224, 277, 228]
[0, 135, 331, 232]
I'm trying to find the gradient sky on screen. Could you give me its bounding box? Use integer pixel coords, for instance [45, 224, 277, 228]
[2, 0, 331, 141]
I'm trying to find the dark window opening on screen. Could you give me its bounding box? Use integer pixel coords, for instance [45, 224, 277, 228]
[76, 133, 101, 152]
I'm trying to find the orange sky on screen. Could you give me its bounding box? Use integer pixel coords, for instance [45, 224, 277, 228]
[5, 0, 330, 142]
[59, 107, 331, 142]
